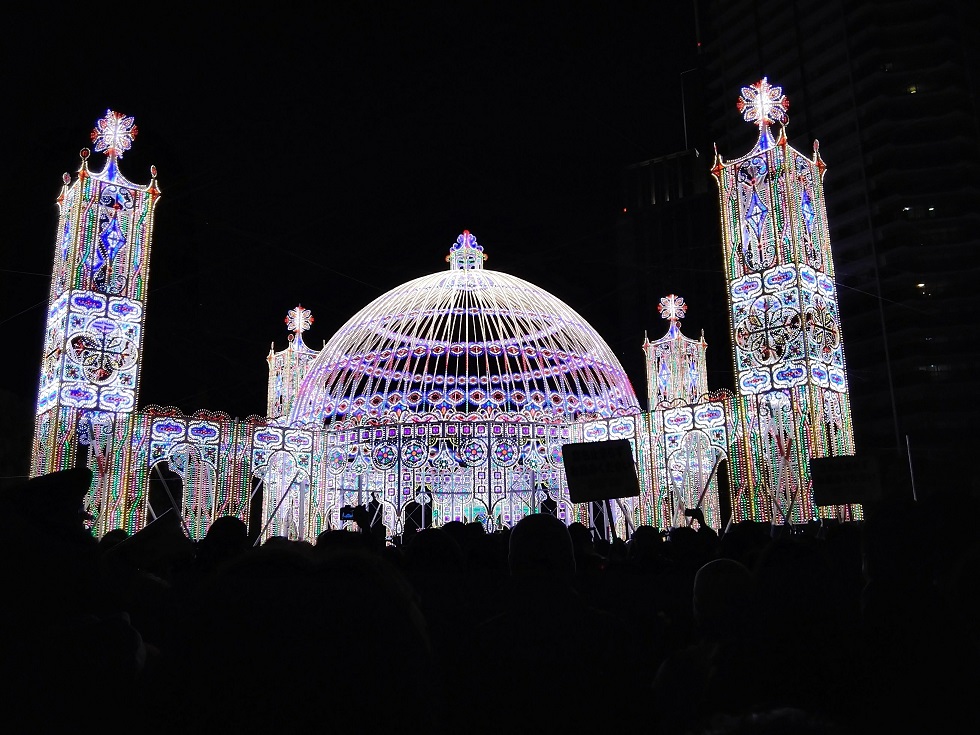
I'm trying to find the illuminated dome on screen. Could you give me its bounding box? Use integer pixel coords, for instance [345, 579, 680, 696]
[289, 231, 640, 428]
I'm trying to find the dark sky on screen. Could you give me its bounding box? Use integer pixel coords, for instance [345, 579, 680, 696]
[2, 5, 702, 425]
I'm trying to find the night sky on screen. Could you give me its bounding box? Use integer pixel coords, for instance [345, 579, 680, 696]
[2, 6, 707, 450]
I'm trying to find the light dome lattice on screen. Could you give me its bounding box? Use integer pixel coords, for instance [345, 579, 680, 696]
[290, 231, 640, 428]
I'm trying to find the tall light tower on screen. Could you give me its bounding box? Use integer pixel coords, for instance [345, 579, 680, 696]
[31, 110, 160, 534]
[712, 79, 858, 524]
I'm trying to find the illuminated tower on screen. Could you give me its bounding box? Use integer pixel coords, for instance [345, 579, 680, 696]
[267, 305, 320, 421]
[31, 110, 160, 532]
[711, 79, 857, 524]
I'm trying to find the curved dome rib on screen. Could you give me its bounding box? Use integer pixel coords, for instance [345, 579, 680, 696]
[289, 232, 640, 428]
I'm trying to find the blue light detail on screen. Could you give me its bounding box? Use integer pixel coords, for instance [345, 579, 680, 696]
[746, 190, 767, 240]
[801, 190, 815, 232]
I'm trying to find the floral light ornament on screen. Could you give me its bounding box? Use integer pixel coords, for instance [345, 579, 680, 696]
[736, 77, 790, 129]
[90, 109, 138, 159]
[286, 305, 313, 335]
[658, 294, 688, 323]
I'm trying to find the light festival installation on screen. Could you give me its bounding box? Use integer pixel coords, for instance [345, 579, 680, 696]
[29, 86, 861, 541]
[712, 78, 859, 524]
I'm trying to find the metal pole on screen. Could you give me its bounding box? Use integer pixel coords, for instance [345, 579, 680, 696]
[254, 469, 300, 546]
[604, 498, 617, 541]
[688, 453, 722, 527]
[614, 497, 636, 537]
[723, 483, 745, 536]
[154, 462, 190, 538]
[906, 435, 917, 501]
[680, 68, 697, 151]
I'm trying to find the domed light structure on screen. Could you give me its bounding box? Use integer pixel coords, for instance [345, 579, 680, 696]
[289, 231, 640, 428]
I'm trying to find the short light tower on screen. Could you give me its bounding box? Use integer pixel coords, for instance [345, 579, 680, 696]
[31, 110, 160, 534]
[267, 305, 320, 422]
[643, 295, 728, 531]
[642, 294, 708, 410]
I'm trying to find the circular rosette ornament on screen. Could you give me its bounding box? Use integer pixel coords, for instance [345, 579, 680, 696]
[459, 438, 487, 467]
[401, 439, 430, 468]
[735, 294, 802, 366]
[373, 443, 399, 470]
[326, 447, 347, 474]
[68, 320, 138, 384]
[549, 443, 564, 465]
[492, 440, 519, 468]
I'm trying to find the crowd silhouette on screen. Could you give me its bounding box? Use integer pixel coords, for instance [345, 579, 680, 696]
[3, 466, 978, 733]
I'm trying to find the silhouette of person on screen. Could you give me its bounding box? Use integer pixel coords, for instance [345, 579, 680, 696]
[465, 513, 635, 731]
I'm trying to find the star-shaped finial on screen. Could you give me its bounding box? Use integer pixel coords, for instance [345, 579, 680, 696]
[286, 305, 313, 334]
[736, 78, 789, 129]
[90, 110, 138, 159]
[658, 294, 687, 322]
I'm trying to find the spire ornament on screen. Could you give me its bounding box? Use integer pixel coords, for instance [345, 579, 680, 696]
[90, 110, 138, 159]
[736, 77, 789, 130]
[286, 305, 313, 336]
[658, 294, 688, 323]
[447, 230, 487, 270]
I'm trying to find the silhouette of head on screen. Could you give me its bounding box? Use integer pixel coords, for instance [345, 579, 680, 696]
[627, 524, 664, 565]
[198, 515, 248, 558]
[404, 527, 464, 573]
[693, 557, 753, 635]
[508, 513, 576, 577]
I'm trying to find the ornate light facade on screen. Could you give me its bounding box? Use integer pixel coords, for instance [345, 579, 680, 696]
[29, 86, 861, 541]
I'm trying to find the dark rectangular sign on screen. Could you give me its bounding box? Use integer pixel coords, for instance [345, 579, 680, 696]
[562, 439, 641, 503]
[811, 454, 880, 507]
